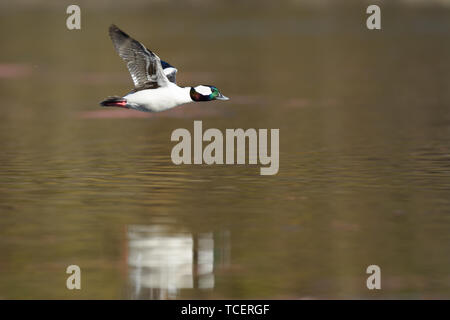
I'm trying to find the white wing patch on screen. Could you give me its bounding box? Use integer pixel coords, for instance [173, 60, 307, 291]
[164, 67, 178, 83]
[195, 85, 212, 95]
[164, 67, 177, 76]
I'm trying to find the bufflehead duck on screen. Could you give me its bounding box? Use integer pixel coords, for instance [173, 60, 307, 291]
[100, 25, 229, 112]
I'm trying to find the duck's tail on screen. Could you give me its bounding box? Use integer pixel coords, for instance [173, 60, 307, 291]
[100, 96, 127, 107]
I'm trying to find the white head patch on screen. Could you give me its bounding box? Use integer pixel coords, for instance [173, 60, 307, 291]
[195, 85, 212, 95]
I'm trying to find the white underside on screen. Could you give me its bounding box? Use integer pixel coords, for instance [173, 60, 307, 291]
[124, 83, 193, 112]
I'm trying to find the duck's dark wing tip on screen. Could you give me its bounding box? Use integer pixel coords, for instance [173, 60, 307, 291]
[108, 24, 131, 43]
[109, 24, 122, 33]
[109, 24, 118, 34]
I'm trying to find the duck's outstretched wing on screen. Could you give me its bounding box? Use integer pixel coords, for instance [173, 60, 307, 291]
[161, 60, 178, 83]
[109, 24, 170, 90]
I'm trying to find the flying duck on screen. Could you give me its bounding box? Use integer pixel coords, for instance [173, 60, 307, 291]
[100, 24, 229, 112]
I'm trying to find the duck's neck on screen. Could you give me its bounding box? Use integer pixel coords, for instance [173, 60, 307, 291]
[174, 86, 194, 105]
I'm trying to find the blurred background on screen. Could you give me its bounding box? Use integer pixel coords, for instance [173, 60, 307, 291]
[0, 0, 449, 299]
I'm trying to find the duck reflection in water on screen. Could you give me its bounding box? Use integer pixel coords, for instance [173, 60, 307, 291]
[126, 225, 230, 300]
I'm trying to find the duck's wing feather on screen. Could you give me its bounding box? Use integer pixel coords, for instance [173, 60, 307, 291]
[161, 60, 178, 83]
[109, 24, 170, 90]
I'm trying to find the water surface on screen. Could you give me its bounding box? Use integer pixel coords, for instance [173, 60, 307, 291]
[0, 3, 449, 299]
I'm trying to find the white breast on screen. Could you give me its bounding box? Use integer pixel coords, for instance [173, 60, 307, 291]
[125, 83, 192, 112]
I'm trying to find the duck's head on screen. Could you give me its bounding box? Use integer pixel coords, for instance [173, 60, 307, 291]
[190, 85, 229, 102]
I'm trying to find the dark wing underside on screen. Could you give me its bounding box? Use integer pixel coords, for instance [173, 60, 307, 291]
[109, 24, 170, 90]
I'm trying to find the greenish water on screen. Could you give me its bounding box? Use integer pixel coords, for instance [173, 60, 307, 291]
[0, 3, 449, 299]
